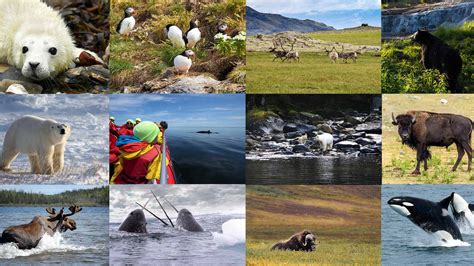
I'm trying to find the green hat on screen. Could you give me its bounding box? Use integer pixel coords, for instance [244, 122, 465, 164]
[133, 121, 160, 143]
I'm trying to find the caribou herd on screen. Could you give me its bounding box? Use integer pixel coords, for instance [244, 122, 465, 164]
[268, 36, 364, 64]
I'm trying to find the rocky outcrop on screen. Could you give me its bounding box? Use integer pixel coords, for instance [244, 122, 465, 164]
[246, 110, 382, 158]
[382, 2, 474, 37]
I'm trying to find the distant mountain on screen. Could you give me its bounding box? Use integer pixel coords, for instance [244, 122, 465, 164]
[246, 6, 335, 36]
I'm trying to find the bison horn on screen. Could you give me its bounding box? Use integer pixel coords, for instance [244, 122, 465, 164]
[391, 113, 398, 125]
[411, 115, 416, 124]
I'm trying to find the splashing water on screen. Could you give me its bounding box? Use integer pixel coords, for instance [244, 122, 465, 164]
[212, 219, 245, 247]
[0, 233, 89, 259]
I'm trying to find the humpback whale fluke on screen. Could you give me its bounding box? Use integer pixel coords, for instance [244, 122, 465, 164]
[388, 194, 463, 242]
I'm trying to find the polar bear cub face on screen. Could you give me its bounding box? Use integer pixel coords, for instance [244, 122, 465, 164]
[48, 123, 72, 144]
[15, 35, 66, 80]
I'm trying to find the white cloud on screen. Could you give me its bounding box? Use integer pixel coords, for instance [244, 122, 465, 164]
[109, 185, 245, 223]
[247, 0, 380, 13]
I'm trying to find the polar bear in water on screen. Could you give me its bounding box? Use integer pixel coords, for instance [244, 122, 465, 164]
[0, 115, 72, 175]
[0, 0, 100, 80]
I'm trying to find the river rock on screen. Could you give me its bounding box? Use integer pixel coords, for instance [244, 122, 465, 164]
[285, 131, 303, 139]
[5, 84, 28, 94]
[292, 144, 310, 153]
[0, 79, 43, 94]
[355, 122, 381, 134]
[283, 123, 299, 133]
[355, 137, 376, 146]
[334, 141, 360, 151]
[360, 146, 378, 154]
[271, 134, 285, 142]
[315, 124, 332, 134]
[300, 112, 324, 123]
[248, 115, 285, 135]
[344, 115, 362, 126]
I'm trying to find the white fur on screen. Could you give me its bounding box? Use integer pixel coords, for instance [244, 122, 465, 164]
[0, 115, 71, 175]
[314, 133, 333, 152]
[296, 133, 307, 144]
[0, 0, 76, 80]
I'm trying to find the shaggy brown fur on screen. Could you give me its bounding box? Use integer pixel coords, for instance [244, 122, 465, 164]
[271, 230, 318, 252]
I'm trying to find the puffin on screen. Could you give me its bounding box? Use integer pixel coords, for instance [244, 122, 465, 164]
[217, 22, 240, 38]
[164, 24, 186, 48]
[185, 19, 201, 48]
[173, 50, 195, 75]
[116, 7, 136, 39]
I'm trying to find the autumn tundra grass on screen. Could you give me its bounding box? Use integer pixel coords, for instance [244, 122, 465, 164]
[383, 94, 474, 184]
[246, 52, 381, 93]
[246, 185, 381, 265]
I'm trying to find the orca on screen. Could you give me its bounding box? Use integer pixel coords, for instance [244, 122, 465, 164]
[450, 192, 474, 229]
[119, 209, 148, 233]
[388, 194, 463, 242]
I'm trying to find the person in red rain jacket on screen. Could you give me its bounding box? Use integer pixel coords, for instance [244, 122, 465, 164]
[119, 119, 134, 136]
[109, 123, 120, 179]
[111, 121, 169, 184]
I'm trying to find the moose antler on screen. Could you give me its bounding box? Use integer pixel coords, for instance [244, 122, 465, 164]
[47, 208, 64, 222]
[45, 207, 56, 216]
[64, 205, 82, 217]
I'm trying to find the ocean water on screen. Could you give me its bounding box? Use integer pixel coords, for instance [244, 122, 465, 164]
[109, 213, 245, 265]
[0, 207, 108, 264]
[166, 127, 245, 184]
[246, 155, 381, 184]
[382, 185, 474, 265]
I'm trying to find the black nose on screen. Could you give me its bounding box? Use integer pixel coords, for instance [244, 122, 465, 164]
[60, 129, 66, 134]
[29, 62, 40, 70]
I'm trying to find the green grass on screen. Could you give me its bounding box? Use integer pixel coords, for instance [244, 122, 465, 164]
[307, 27, 381, 46]
[246, 52, 381, 93]
[109, 58, 134, 73]
[382, 94, 474, 184]
[247, 185, 381, 265]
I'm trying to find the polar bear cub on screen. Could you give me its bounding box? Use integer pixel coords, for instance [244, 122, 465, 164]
[0, 115, 72, 175]
[314, 132, 333, 153]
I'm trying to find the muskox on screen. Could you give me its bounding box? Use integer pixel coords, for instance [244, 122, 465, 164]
[0, 205, 82, 249]
[392, 111, 472, 175]
[271, 230, 318, 252]
[411, 29, 463, 92]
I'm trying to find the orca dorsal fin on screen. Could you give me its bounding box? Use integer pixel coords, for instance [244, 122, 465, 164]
[439, 193, 454, 209]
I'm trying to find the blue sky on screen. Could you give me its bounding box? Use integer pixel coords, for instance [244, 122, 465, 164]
[0, 185, 104, 195]
[248, 0, 381, 29]
[109, 94, 245, 128]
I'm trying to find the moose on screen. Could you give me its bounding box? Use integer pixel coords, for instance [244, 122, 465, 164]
[0, 205, 82, 249]
[268, 37, 300, 62]
[391, 111, 472, 175]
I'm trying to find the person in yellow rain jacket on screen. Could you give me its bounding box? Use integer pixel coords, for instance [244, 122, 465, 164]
[111, 121, 171, 184]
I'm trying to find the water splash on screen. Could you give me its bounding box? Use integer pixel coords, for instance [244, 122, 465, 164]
[411, 233, 471, 248]
[0, 233, 91, 259]
[212, 219, 245, 247]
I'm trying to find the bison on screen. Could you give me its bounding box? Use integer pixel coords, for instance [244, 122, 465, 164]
[392, 111, 472, 175]
[411, 29, 463, 92]
[271, 230, 318, 252]
[0, 205, 82, 249]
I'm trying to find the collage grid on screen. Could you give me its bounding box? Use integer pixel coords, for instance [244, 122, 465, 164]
[0, 0, 473, 265]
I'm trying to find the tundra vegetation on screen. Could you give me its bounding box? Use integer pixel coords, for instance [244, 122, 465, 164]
[246, 26, 381, 93]
[109, 0, 245, 93]
[382, 94, 474, 184]
[246, 185, 381, 265]
[382, 21, 474, 93]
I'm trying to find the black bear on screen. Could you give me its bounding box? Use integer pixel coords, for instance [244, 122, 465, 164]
[411, 29, 463, 92]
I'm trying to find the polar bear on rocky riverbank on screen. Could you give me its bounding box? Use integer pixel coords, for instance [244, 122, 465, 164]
[0, 115, 71, 175]
[0, 0, 100, 80]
